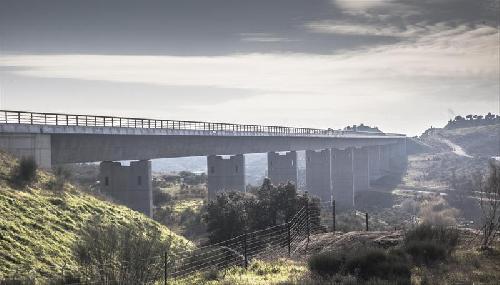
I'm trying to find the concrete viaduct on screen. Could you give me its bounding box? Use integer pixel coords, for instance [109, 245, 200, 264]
[0, 110, 407, 217]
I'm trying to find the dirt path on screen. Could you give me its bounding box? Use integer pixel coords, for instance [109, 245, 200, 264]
[438, 137, 473, 158]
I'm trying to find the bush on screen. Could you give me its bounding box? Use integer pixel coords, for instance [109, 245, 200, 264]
[12, 157, 37, 186]
[308, 251, 343, 277]
[404, 223, 459, 265]
[404, 240, 447, 265]
[308, 248, 411, 283]
[153, 188, 172, 206]
[73, 215, 173, 284]
[47, 166, 72, 191]
[344, 248, 411, 282]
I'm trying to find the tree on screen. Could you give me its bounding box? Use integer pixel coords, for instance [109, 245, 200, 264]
[204, 191, 255, 243]
[476, 160, 500, 249]
[204, 180, 319, 244]
[466, 114, 473, 120]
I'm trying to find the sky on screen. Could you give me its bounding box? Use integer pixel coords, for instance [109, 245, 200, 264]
[0, 0, 499, 136]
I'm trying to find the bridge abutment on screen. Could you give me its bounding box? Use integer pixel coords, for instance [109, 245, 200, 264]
[267, 151, 298, 185]
[0, 133, 52, 168]
[207, 154, 246, 199]
[305, 149, 332, 202]
[99, 160, 153, 217]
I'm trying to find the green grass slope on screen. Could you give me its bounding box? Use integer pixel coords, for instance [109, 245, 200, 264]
[0, 151, 192, 280]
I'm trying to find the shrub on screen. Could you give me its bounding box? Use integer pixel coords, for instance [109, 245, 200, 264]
[403, 223, 459, 265]
[344, 248, 411, 282]
[73, 215, 172, 284]
[308, 251, 343, 277]
[153, 188, 172, 206]
[308, 248, 411, 283]
[12, 157, 37, 186]
[404, 240, 447, 265]
[47, 166, 72, 191]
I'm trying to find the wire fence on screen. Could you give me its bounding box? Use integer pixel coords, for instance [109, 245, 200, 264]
[0, 110, 405, 137]
[0, 199, 388, 284]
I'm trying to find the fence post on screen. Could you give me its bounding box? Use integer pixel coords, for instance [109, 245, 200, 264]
[30, 113, 33, 124]
[287, 221, 291, 257]
[332, 200, 336, 233]
[365, 212, 369, 231]
[306, 195, 310, 243]
[17, 112, 20, 123]
[164, 251, 168, 285]
[244, 230, 248, 269]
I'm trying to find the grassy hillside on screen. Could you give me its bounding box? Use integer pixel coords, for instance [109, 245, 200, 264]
[420, 124, 500, 157]
[439, 125, 500, 157]
[0, 151, 192, 280]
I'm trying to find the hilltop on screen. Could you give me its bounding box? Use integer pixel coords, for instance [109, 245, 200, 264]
[420, 124, 500, 158]
[0, 151, 192, 280]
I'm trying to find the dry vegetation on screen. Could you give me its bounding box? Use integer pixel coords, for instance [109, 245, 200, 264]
[0, 151, 192, 282]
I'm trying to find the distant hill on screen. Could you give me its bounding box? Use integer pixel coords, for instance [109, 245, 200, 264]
[445, 113, 500, 130]
[419, 124, 500, 157]
[0, 151, 191, 279]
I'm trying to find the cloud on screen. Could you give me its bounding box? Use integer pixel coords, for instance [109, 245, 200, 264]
[2, 25, 496, 91]
[333, 0, 396, 10]
[305, 21, 428, 37]
[0, 24, 498, 135]
[240, 33, 294, 43]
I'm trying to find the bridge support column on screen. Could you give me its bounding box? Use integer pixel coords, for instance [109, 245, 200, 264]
[100, 160, 153, 217]
[331, 148, 354, 209]
[0, 134, 51, 168]
[267, 151, 298, 185]
[368, 145, 382, 183]
[389, 141, 407, 174]
[207, 154, 245, 199]
[305, 149, 331, 202]
[380, 145, 391, 176]
[353, 147, 370, 193]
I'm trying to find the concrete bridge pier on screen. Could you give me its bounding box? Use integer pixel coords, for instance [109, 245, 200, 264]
[388, 141, 407, 173]
[305, 149, 332, 202]
[397, 140, 408, 171]
[207, 154, 246, 199]
[380, 145, 391, 175]
[353, 147, 370, 193]
[368, 145, 382, 183]
[267, 151, 298, 185]
[331, 148, 354, 209]
[99, 160, 153, 217]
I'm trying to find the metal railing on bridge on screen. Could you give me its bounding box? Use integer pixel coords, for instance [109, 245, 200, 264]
[0, 110, 405, 137]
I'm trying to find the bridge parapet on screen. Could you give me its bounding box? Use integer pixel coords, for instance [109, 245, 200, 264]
[0, 110, 405, 138]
